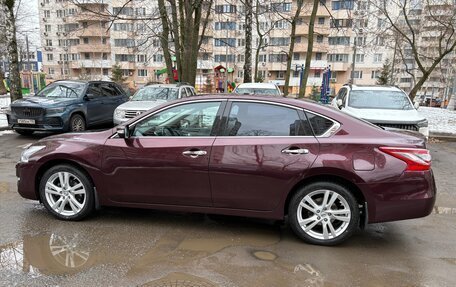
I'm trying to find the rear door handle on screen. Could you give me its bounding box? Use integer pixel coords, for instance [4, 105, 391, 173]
[182, 150, 207, 158]
[281, 148, 309, 155]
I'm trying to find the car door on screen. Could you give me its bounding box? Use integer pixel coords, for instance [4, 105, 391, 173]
[84, 84, 105, 125]
[209, 100, 320, 211]
[102, 100, 225, 206]
[99, 83, 126, 123]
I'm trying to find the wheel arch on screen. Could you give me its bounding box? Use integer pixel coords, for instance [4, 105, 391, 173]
[283, 173, 367, 217]
[35, 158, 99, 208]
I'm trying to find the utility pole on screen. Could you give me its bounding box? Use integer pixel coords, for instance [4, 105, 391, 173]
[351, 40, 357, 84]
[25, 33, 30, 71]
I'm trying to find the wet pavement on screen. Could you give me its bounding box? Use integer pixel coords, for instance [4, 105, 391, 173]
[0, 132, 455, 286]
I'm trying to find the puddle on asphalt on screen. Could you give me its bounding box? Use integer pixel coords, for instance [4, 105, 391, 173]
[433, 206, 456, 214]
[0, 233, 91, 276]
[252, 250, 277, 261]
[142, 272, 217, 287]
[0, 182, 9, 193]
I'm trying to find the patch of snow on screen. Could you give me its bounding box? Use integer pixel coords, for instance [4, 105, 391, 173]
[418, 107, 456, 135]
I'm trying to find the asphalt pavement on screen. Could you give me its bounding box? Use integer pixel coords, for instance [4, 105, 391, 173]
[0, 132, 455, 287]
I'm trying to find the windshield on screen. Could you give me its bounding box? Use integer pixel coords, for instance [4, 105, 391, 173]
[348, 90, 413, 110]
[36, 82, 85, 98]
[131, 87, 179, 101]
[235, 88, 280, 96]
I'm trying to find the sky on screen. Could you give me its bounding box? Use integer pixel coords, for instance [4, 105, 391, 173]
[16, 0, 41, 50]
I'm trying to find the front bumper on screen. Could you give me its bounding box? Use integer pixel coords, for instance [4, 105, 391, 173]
[7, 114, 66, 132]
[16, 162, 40, 200]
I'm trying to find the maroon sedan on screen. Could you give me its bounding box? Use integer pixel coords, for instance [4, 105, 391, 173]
[16, 95, 436, 245]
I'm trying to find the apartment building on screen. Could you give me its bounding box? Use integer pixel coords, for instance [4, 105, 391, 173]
[394, 0, 456, 102]
[38, 0, 453, 97]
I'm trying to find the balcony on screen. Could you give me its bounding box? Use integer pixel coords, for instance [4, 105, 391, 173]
[292, 60, 328, 70]
[295, 24, 330, 36]
[70, 59, 111, 69]
[328, 62, 351, 71]
[119, 62, 136, 70]
[73, 12, 110, 22]
[77, 44, 111, 53]
[76, 27, 110, 38]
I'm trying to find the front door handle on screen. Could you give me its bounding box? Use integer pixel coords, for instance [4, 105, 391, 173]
[281, 148, 309, 155]
[182, 150, 207, 158]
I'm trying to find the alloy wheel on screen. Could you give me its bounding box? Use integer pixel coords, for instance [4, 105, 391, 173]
[297, 189, 351, 240]
[72, 117, 85, 132]
[44, 171, 87, 217]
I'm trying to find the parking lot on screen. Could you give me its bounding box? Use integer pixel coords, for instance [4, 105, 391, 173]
[0, 131, 455, 287]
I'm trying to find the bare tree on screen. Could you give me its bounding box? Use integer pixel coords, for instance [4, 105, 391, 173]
[243, 0, 253, 83]
[1, 0, 22, 101]
[283, 0, 303, 96]
[373, 0, 456, 100]
[157, 0, 213, 85]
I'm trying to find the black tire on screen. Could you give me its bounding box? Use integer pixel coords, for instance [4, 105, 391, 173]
[39, 164, 94, 221]
[15, 129, 34, 136]
[69, 114, 86, 132]
[288, 182, 359, 246]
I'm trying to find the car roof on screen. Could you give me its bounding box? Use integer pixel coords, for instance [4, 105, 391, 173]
[52, 80, 117, 85]
[345, 85, 403, 92]
[236, 83, 278, 89]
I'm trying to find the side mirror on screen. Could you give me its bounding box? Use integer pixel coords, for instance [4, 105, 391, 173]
[84, 93, 95, 101]
[337, 99, 343, 109]
[117, 126, 130, 139]
[414, 102, 420, 109]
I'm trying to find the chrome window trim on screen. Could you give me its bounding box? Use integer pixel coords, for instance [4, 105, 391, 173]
[304, 109, 341, 138]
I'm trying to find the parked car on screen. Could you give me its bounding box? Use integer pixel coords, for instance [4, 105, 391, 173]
[234, 83, 282, 96]
[331, 85, 429, 137]
[113, 83, 196, 125]
[16, 95, 435, 245]
[6, 80, 128, 135]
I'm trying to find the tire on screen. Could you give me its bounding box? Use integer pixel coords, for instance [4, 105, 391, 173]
[15, 129, 34, 136]
[288, 182, 359, 246]
[69, 114, 86, 132]
[39, 164, 94, 221]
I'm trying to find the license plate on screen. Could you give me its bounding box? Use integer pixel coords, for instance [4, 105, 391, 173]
[17, 119, 35, 124]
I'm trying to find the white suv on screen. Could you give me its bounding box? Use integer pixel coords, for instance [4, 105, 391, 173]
[331, 85, 429, 137]
[114, 83, 196, 125]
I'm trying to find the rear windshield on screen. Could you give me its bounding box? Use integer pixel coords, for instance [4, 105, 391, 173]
[131, 87, 179, 101]
[348, 90, 413, 110]
[235, 88, 280, 96]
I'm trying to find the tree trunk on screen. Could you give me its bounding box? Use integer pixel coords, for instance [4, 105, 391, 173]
[243, 0, 253, 83]
[254, 36, 262, 81]
[0, 70, 7, 95]
[157, 0, 174, 83]
[284, 0, 303, 97]
[5, 0, 22, 101]
[299, 0, 319, 99]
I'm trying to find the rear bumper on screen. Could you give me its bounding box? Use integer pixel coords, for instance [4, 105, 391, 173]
[16, 162, 40, 200]
[360, 169, 436, 223]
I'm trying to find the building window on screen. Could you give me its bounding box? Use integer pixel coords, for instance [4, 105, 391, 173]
[318, 17, 325, 25]
[45, 39, 52, 46]
[371, 70, 380, 79]
[259, 54, 267, 62]
[215, 4, 236, 13]
[84, 53, 90, 60]
[315, 71, 321, 78]
[46, 54, 53, 61]
[293, 53, 300, 60]
[215, 21, 236, 30]
[316, 35, 324, 43]
[237, 54, 245, 62]
[137, 54, 147, 62]
[355, 54, 365, 63]
[237, 38, 245, 46]
[83, 38, 89, 44]
[328, 54, 349, 62]
[138, 69, 148, 77]
[293, 70, 300, 77]
[374, 36, 385, 46]
[277, 71, 285, 79]
[45, 24, 51, 32]
[315, 52, 322, 60]
[44, 10, 50, 18]
[353, 71, 363, 79]
[330, 18, 353, 28]
[270, 2, 292, 12]
[373, 53, 383, 63]
[153, 54, 163, 62]
[114, 39, 136, 47]
[270, 37, 290, 46]
[332, 1, 354, 10]
[214, 38, 236, 47]
[268, 54, 287, 62]
[354, 37, 366, 46]
[328, 36, 350, 46]
[48, 67, 54, 74]
[214, 54, 235, 62]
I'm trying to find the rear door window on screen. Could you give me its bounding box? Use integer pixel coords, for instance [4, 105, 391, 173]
[225, 102, 313, 136]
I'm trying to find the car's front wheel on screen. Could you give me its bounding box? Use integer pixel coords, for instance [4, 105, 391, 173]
[39, 165, 94, 220]
[289, 182, 359, 246]
[69, 114, 86, 132]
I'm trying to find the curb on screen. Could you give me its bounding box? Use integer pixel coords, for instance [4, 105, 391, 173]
[0, 126, 10, 131]
[429, 133, 456, 142]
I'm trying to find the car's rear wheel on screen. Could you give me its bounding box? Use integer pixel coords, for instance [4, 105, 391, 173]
[69, 114, 86, 132]
[39, 165, 94, 220]
[289, 182, 359, 246]
[15, 129, 34, 136]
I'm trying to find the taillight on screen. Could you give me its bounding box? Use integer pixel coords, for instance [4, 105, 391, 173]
[379, 147, 431, 171]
